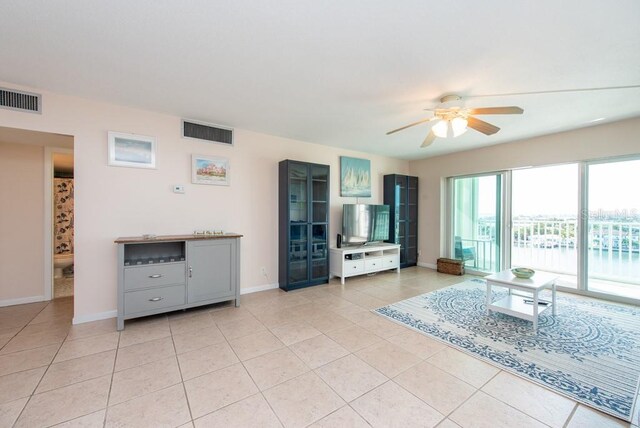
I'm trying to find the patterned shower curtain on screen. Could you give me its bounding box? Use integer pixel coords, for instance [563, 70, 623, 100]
[54, 178, 74, 254]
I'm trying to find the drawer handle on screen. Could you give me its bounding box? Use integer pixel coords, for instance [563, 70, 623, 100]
[148, 274, 163, 279]
[148, 297, 164, 302]
[352, 266, 357, 269]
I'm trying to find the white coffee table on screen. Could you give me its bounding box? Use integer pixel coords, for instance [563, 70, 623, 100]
[485, 269, 558, 331]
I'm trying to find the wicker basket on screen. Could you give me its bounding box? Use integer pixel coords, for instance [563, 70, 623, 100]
[437, 258, 465, 275]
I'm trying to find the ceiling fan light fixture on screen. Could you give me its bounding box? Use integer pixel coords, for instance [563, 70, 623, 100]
[451, 117, 468, 137]
[432, 119, 449, 138]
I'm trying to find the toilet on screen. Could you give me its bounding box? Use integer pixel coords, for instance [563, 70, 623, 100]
[54, 253, 74, 278]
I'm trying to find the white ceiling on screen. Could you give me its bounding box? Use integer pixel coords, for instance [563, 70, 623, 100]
[1, 1, 639, 159]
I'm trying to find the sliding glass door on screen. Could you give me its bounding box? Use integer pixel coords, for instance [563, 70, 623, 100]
[451, 174, 502, 273]
[511, 164, 578, 288]
[587, 158, 640, 300]
[446, 157, 640, 304]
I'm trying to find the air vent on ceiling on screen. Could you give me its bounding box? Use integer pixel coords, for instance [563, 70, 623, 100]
[182, 119, 233, 146]
[0, 87, 42, 114]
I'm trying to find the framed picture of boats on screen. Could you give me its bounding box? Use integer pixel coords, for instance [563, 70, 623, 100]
[340, 156, 371, 197]
[192, 155, 230, 186]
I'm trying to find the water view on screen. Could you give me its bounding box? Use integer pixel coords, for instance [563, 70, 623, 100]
[453, 160, 640, 301]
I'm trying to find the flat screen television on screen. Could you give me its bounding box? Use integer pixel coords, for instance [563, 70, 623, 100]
[342, 204, 390, 245]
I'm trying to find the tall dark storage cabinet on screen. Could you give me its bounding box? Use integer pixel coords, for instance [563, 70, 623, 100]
[384, 174, 418, 268]
[279, 160, 330, 291]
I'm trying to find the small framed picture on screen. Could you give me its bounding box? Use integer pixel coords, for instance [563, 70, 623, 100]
[108, 132, 156, 169]
[192, 155, 230, 186]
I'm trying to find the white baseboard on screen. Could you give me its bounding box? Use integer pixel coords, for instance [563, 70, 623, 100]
[0, 295, 46, 307]
[418, 262, 437, 270]
[240, 282, 279, 295]
[73, 310, 117, 325]
[70, 283, 279, 325]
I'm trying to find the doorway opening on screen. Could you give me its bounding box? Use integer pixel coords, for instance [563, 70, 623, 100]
[0, 126, 73, 308]
[52, 151, 74, 298]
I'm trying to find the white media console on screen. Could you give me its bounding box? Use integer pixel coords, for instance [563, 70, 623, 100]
[329, 243, 401, 284]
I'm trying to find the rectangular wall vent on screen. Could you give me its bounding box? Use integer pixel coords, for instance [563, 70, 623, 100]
[0, 87, 42, 114]
[182, 119, 233, 145]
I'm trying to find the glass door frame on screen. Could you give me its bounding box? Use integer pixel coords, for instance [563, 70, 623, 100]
[445, 170, 509, 275]
[579, 155, 640, 305]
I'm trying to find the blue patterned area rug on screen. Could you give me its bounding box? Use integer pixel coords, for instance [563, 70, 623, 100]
[374, 278, 640, 421]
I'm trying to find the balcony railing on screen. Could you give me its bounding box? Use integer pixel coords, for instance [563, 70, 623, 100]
[511, 219, 640, 253]
[461, 219, 640, 284]
[459, 238, 495, 272]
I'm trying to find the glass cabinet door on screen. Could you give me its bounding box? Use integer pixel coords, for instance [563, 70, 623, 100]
[310, 165, 329, 280]
[407, 176, 418, 264]
[310, 224, 328, 279]
[289, 163, 308, 223]
[289, 224, 308, 284]
[311, 166, 328, 223]
[397, 176, 407, 221]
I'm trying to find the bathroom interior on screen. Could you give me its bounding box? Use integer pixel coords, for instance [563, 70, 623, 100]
[53, 152, 74, 298]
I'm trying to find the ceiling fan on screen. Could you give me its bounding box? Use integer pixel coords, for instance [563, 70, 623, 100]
[386, 94, 524, 148]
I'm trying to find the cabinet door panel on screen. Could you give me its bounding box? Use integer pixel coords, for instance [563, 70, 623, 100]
[187, 240, 235, 303]
[311, 165, 329, 223]
[289, 224, 309, 284]
[289, 163, 308, 223]
[310, 224, 328, 280]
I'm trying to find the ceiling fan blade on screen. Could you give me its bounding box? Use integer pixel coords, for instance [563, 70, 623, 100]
[467, 116, 500, 135]
[421, 130, 436, 148]
[386, 117, 434, 135]
[468, 106, 524, 115]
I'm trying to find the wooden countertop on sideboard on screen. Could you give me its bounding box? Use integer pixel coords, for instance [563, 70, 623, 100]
[114, 233, 243, 244]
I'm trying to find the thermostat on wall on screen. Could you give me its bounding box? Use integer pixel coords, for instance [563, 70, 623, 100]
[173, 185, 185, 194]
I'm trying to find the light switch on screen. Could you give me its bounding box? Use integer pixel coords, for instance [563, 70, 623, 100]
[173, 185, 185, 194]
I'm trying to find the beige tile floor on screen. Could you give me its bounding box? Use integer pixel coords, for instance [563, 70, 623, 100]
[0, 267, 637, 427]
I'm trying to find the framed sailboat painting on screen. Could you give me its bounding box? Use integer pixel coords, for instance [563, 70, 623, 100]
[340, 156, 371, 197]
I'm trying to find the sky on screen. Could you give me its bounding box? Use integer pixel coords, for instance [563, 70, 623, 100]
[511, 164, 578, 217]
[477, 160, 640, 217]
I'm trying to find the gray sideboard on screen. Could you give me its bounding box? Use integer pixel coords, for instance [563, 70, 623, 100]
[115, 234, 242, 330]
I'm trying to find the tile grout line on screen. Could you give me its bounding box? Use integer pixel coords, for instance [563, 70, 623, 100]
[182, 310, 283, 425]
[0, 302, 56, 354]
[437, 370, 499, 420]
[101, 327, 122, 427]
[220, 304, 347, 426]
[8, 300, 71, 427]
[562, 403, 579, 428]
[479, 371, 581, 428]
[312, 353, 388, 402]
[258, 389, 287, 428]
[169, 320, 196, 426]
[475, 383, 562, 428]
[445, 388, 482, 424]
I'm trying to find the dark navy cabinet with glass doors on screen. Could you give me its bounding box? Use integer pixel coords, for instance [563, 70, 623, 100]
[278, 160, 330, 291]
[384, 174, 418, 268]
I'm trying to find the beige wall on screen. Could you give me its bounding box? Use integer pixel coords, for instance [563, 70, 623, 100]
[0, 141, 44, 303]
[409, 117, 640, 266]
[0, 81, 409, 321]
